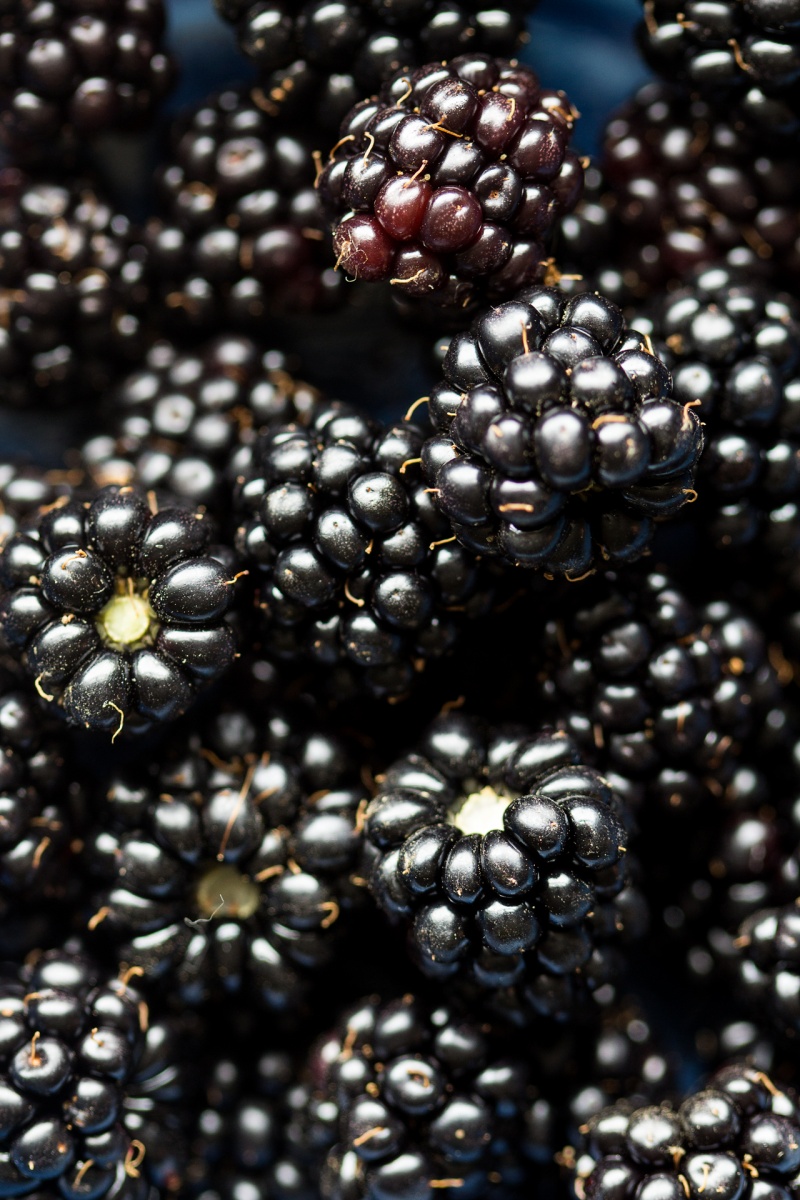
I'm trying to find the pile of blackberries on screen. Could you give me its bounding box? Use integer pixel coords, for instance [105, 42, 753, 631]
[1, 2, 800, 1199]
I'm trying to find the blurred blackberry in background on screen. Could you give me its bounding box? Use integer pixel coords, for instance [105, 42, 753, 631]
[84, 707, 368, 1009]
[422, 285, 702, 572]
[0, 167, 149, 408]
[234, 401, 494, 701]
[633, 266, 800, 563]
[0, 946, 191, 1200]
[0, 0, 175, 159]
[602, 82, 800, 291]
[213, 0, 531, 135]
[0, 463, 77, 549]
[80, 335, 322, 514]
[144, 87, 340, 331]
[539, 570, 782, 818]
[0, 484, 240, 736]
[551, 166, 637, 309]
[187, 1047, 316, 1200]
[302, 993, 531, 1199]
[573, 1062, 800, 1200]
[637, 1, 800, 139]
[365, 712, 645, 1021]
[319, 55, 583, 317]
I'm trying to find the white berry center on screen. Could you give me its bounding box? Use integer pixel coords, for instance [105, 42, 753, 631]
[196, 863, 260, 920]
[448, 785, 511, 836]
[96, 579, 157, 649]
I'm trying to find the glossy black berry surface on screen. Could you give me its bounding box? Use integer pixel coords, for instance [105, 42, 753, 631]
[638, 1, 800, 138]
[635, 266, 800, 560]
[305, 994, 530, 1198]
[213, 1, 530, 134]
[0, 0, 175, 157]
[84, 707, 368, 1008]
[0, 947, 190, 1200]
[81, 335, 322, 512]
[319, 54, 583, 314]
[365, 712, 644, 1020]
[234, 400, 494, 700]
[574, 1064, 800, 1200]
[422, 285, 703, 571]
[144, 87, 341, 331]
[0, 167, 149, 407]
[0, 484, 240, 736]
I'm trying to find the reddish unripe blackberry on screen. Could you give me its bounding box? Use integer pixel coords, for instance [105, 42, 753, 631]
[364, 712, 645, 1021]
[634, 266, 800, 561]
[0, 0, 175, 158]
[234, 401, 494, 700]
[573, 1063, 800, 1200]
[84, 707, 368, 1010]
[144, 87, 340, 331]
[81, 335, 322, 512]
[602, 82, 800, 291]
[0, 167, 149, 407]
[421, 285, 702, 572]
[319, 54, 583, 315]
[213, 1, 530, 134]
[637, 1, 800, 138]
[0, 946, 192, 1200]
[0, 484, 241, 736]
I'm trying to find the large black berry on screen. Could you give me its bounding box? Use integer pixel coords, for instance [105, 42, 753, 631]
[0, 485, 240, 736]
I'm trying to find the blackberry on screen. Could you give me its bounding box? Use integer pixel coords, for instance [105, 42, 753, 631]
[234, 401, 493, 700]
[0, 0, 175, 158]
[304, 993, 530, 1199]
[573, 1063, 800, 1200]
[318, 55, 584, 314]
[214, 1, 530, 135]
[602, 82, 800, 291]
[187, 1048, 316, 1200]
[420, 285, 703, 572]
[364, 712, 644, 1020]
[144, 87, 340, 331]
[80, 336, 322, 513]
[83, 707, 368, 1008]
[538, 570, 781, 816]
[634, 265, 800, 561]
[0, 167, 149, 407]
[0, 660, 73, 931]
[0, 945, 190, 1199]
[0, 484, 240, 736]
[0, 463, 76, 551]
[638, 1, 800, 139]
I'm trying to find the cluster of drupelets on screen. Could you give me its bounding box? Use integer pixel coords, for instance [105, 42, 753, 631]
[1, 2, 800, 1200]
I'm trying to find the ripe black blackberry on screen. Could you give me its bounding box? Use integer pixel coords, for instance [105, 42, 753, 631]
[539, 570, 782, 817]
[0, 167, 149, 407]
[318, 55, 584, 314]
[364, 712, 645, 1021]
[421, 285, 703, 572]
[638, 1, 800, 139]
[80, 335, 322, 512]
[83, 707, 368, 1008]
[0, 945, 190, 1199]
[634, 265, 800, 561]
[187, 1047, 316, 1200]
[573, 1063, 800, 1200]
[0, 0, 175, 158]
[302, 993, 530, 1199]
[0, 484, 240, 736]
[602, 82, 800, 291]
[234, 401, 494, 700]
[144, 87, 340, 331]
[0, 660, 73, 936]
[213, 1, 530, 135]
